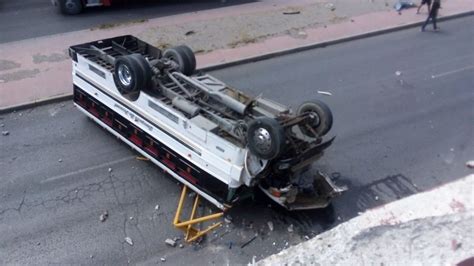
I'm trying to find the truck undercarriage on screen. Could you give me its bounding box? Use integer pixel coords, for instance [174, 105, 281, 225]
[69, 35, 346, 210]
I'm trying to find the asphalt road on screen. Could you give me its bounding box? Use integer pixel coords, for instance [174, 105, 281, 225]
[1, 16, 473, 264]
[0, 0, 254, 44]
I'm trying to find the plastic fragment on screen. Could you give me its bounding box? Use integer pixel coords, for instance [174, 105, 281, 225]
[317, 90, 332, 96]
[165, 238, 176, 247]
[125, 237, 133, 246]
[287, 224, 294, 233]
[267, 221, 274, 231]
[99, 210, 108, 222]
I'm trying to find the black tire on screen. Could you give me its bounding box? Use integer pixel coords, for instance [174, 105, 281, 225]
[129, 53, 152, 88]
[297, 100, 333, 137]
[163, 46, 195, 75]
[113, 54, 151, 101]
[247, 117, 286, 160]
[58, 0, 83, 15]
[176, 45, 196, 74]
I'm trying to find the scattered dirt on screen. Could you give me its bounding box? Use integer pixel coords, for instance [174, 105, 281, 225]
[0, 60, 21, 72]
[138, 1, 391, 54]
[33, 52, 68, 64]
[0, 69, 40, 82]
[91, 18, 148, 31]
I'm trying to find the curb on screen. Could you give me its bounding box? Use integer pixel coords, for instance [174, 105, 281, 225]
[0, 94, 73, 114]
[1, 11, 472, 114]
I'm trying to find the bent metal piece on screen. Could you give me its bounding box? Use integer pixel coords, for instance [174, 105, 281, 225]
[173, 186, 224, 243]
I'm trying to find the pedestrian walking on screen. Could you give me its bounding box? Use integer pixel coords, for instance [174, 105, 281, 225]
[421, 0, 441, 31]
[417, 0, 431, 14]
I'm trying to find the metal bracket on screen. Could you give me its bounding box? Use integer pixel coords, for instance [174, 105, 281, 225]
[173, 186, 224, 243]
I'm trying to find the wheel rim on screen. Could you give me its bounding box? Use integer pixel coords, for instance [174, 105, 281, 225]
[253, 127, 272, 154]
[118, 64, 132, 86]
[307, 111, 321, 127]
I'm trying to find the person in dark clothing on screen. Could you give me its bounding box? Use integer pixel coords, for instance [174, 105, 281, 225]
[417, 0, 431, 14]
[421, 0, 441, 31]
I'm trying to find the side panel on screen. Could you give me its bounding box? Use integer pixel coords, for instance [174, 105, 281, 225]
[73, 85, 232, 208]
[73, 54, 244, 184]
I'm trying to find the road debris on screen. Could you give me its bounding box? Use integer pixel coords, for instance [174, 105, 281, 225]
[58, 158, 63, 163]
[179, 244, 184, 248]
[466, 161, 474, 169]
[2, 131, 9, 136]
[325, 3, 336, 11]
[241, 235, 257, 248]
[165, 238, 177, 247]
[185, 30, 195, 36]
[267, 221, 274, 231]
[155, 204, 160, 211]
[135, 156, 149, 161]
[129, 216, 134, 220]
[283, 10, 301, 15]
[395, 70, 402, 76]
[99, 210, 109, 222]
[317, 90, 332, 96]
[125, 237, 133, 246]
[451, 239, 462, 251]
[297, 31, 307, 38]
[224, 216, 232, 224]
[228, 241, 233, 249]
[375, 196, 379, 201]
[160, 257, 166, 262]
[287, 224, 294, 233]
[0, 123, 4, 127]
[108, 168, 112, 173]
[304, 235, 310, 240]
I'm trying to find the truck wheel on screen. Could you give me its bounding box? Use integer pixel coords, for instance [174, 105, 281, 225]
[114, 54, 151, 101]
[297, 100, 333, 137]
[163, 46, 196, 75]
[129, 53, 152, 88]
[247, 117, 286, 160]
[176, 45, 196, 74]
[58, 0, 83, 15]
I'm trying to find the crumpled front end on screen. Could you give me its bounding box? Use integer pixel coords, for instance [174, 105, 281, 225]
[259, 171, 347, 210]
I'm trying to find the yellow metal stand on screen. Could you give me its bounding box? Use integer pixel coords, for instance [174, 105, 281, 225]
[173, 186, 224, 243]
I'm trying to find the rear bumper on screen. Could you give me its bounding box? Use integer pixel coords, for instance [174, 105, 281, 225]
[259, 171, 347, 210]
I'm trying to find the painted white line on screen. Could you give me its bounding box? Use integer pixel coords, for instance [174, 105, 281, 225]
[41, 156, 135, 184]
[431, 65, 474, 79]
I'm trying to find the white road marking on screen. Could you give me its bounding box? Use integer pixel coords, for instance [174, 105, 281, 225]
[41, 156, 135, 183]
[431, 65, 474, 79]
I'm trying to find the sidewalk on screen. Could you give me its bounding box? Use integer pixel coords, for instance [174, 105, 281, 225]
[258, 174, 474, 265]
[0, 0, 473, 112]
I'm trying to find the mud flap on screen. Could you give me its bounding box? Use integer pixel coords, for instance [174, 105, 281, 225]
[259, 171, 347, 210]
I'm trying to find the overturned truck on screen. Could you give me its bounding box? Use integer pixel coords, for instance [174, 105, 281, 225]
[69, 35, 345, 210]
